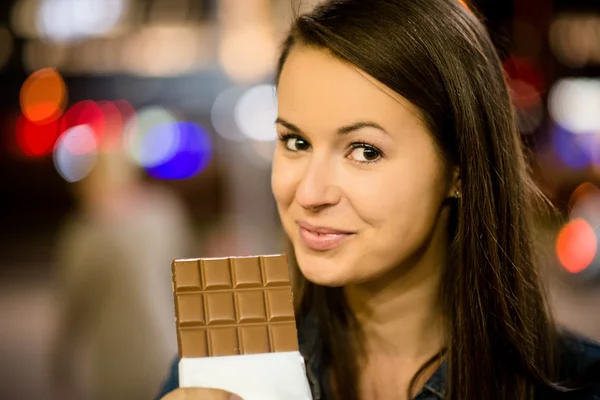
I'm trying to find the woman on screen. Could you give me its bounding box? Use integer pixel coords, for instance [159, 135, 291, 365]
[160, 0, 600, 399]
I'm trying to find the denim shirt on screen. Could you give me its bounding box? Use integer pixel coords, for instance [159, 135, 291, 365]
[156, 322, 600, 400]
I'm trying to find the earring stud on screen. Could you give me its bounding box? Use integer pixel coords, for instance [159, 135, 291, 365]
[455, 189, 460, 199]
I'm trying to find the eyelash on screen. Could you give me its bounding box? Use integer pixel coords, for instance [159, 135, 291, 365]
[277, 133, 385, 164]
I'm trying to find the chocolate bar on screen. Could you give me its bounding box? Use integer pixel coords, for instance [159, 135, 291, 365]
[171, 254, 312, 399]
[172, 255, 299, 358]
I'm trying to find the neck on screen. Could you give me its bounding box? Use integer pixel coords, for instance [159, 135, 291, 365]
[344, 230, 448, 361]
[346, 262, 444, 360]
[343, 246, 447, 399]
[339, 208, 452, 398]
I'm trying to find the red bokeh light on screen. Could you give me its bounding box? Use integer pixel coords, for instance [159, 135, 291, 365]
[556, 218, 597, 274]
[503, 56, 545, 109]
[98, 101, 123, 151]
[60, 101, 105, 154]
[59, 125, 99, 156]
[113, 99, 136, 124]
[16, 114, 60, 157]
[503, 56, 545, 90]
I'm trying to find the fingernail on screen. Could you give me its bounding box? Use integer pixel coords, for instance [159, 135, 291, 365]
[229, 394, 243, 400]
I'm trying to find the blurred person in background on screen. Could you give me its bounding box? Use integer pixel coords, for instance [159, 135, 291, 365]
[51, 145, 191, 400]
[159, 0, 600, 399]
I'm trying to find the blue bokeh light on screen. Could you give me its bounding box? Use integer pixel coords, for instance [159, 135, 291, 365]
[551, 124, 595, 170]
[144, 122, 212, 180]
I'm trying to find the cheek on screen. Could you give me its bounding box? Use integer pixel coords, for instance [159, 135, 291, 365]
[271, 155, 296, 208]
[346, 158, 446, 235]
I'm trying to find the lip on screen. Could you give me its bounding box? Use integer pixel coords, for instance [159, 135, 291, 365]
[296, 220, 356, 251]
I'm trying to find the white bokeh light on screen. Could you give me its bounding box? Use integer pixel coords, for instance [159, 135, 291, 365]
[549, 78, 600, 134]
[37, 0, 125, 43]
[234, 84, 278, 142]
[53, 124, 98, 182]
[211, 86, 246, 141]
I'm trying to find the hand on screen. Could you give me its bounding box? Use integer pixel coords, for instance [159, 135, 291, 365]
[160, 388, 243, 400]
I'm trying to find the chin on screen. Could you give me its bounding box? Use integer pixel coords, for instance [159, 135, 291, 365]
[294, 249, 353, 287]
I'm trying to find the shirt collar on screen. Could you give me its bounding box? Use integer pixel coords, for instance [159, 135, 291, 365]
[421, 361, 447, 399]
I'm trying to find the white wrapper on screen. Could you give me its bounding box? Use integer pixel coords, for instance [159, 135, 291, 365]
[179, 351, 313, 400]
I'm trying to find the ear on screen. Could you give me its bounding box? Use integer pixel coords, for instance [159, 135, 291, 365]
[446, 167, 461, 199]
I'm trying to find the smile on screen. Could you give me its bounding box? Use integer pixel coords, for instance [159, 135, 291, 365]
[296, 221, 356, 251]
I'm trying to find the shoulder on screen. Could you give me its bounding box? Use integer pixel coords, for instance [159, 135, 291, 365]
[559, 331, 600, 376]
[556, 332, 600, 400]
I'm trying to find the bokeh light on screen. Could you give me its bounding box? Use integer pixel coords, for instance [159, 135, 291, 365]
[138, 122, 182, 169]
[36, 0, 125, 43]
[549, 78, 600, 135]
[110, 99, 137, 149]
[234, 84, 278, 142]
[219, 26, 277, 84]
[113, 99, 136, 123]
[569, 183, 600, 225]
[97, 101, 124, 152]
[53, 124, 98, 182]
[20, 68, 67, 124]
[16, 114, 60, 157]
[124, 106, 177, 164]
[503, 56, 544, 133]
[569, 182, 600, 210]
[550, 124, 597, 169]
[510, 82, 544, 133]
[503, 56, 544, 107]
[556, 219, 598, 274]
[549, 14, 600, 68]
[211, 86, 246, 141]
[60, 101, 105, 153]
[145, 122, 212, 180]
[123, 25, 203, 77]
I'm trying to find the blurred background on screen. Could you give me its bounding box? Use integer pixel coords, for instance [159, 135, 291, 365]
[0, 0, 599, 398]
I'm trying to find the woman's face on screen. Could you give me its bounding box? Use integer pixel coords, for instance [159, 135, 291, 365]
[272, 46, 455, 287]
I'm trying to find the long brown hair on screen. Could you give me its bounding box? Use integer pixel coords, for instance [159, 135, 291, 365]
[275, 1, 592, 400]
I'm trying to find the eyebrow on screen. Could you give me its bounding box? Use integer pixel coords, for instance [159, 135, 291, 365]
[275, 117, 389, 136]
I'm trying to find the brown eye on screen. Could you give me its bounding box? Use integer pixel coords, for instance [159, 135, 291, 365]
[348, 145, 382, 162]
[285, 136, 310, 152]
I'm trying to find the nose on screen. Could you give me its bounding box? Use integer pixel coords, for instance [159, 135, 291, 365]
[295, 155, 341, 212]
